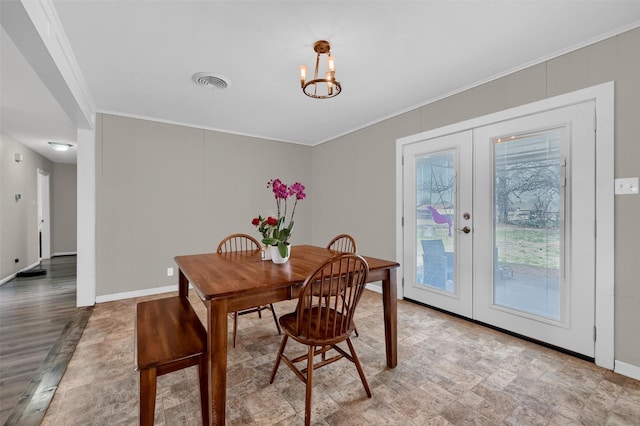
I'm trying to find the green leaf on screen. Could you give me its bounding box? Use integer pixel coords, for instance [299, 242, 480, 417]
[277, 242, 289, 258]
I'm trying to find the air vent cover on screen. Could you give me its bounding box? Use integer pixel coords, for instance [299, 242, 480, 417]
[192, 73, 229, 89]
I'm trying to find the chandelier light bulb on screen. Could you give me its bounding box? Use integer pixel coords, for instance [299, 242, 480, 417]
[299, 65, 308, 87]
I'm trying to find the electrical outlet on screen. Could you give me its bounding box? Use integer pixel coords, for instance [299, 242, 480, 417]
[167, 267, 174, 277]
[614, 177, 639, 195]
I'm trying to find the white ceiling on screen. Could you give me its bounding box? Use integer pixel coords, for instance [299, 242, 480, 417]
[2, 1, 640, 164]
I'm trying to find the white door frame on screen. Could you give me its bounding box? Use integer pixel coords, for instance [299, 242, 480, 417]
[37, 168, 51, 260]
[396, 82, 614, 369]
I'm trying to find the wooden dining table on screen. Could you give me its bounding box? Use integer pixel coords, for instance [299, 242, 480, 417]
[174, 244, 400, 425]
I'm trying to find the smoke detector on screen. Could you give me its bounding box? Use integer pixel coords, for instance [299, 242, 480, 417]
[192, 72, 230, 89]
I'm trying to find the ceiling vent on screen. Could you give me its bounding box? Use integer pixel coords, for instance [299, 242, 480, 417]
[192, 73, 229, 89]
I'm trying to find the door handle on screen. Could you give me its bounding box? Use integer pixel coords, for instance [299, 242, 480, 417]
[458, 226, 471, 234]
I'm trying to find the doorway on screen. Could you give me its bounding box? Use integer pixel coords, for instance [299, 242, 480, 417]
[37, 169, 51, 260]
[396, 83, 614, 366]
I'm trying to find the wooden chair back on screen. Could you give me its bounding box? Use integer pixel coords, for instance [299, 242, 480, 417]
[216, 233, 281, 347]
[326, 234, 357, 253]
[217, 233, 261, 254]
[294, 254, 368, 343]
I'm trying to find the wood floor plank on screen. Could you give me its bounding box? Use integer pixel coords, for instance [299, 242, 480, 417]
[0, 256, 87, 425]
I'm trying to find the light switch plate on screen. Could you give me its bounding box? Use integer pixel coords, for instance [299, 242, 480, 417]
[614, 177, 639, 195]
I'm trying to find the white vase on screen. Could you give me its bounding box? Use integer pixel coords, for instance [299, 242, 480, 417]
[270, 244, 291, 264]
[261, 245, 272, 261]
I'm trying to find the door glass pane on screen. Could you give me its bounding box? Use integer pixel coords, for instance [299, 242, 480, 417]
[415, 150, 455, 293]
[493, 130, 562, 320]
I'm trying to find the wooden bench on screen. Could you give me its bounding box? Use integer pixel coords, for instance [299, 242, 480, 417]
[135, 296, 208, 425]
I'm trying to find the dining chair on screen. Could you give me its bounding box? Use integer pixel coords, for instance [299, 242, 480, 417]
[326, 233, 359, 336]
[326, 233, 357, 253]
[269, 253, 371, 426]
[217, 233, 281, 347]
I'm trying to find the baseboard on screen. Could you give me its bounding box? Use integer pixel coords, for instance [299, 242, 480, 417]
[614, 360, 640, 381]
[365, 282, 382, 294]
[99, 282, 383, 304]
[0, 274, 16, 286]
[0, 261, 41, 286]
[95, 284, 185, 303]
[52, 252, 77, 257]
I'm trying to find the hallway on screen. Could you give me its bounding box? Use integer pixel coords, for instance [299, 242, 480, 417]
[0, 256, 90, 425]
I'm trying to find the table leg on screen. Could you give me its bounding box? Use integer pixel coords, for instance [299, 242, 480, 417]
[381, 268, 398, 367]
[178, 269, 189, 298]
[207, 298, 228, 425]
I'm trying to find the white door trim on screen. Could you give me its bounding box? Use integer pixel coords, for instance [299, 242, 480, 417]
[396, 81, 614, 369]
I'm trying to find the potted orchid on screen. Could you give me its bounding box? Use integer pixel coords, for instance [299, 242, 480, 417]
[251, 179, 306, 261]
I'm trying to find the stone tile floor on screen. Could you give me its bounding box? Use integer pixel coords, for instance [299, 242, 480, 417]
[42, 290, 640, 425]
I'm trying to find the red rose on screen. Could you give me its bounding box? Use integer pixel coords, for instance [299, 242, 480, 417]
[266, 216, 278, 226]
[251, 217, 260, 226]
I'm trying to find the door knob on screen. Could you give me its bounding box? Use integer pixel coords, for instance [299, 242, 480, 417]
[459, 226, 471, 234]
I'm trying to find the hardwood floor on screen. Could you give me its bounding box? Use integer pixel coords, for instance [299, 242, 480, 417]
[0, 256, 90, 425]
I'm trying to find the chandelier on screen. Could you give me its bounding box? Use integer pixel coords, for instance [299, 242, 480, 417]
[299, 40, 341, 99]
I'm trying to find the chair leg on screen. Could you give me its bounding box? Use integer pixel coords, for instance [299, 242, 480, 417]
[269, 304, 282, 335]
[139, 367, 157, 426]
[346, 338, 371, 397]
[304, 345, 314, 426]
[232, 311, 239, 348]
[270, 334, 288, 383]
[197, 354, 209, 425]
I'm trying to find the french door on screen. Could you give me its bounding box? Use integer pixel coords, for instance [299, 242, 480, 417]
[403, 131, 473, 317]
[402, 101, 596, 357]
[474, 102, 595, 356]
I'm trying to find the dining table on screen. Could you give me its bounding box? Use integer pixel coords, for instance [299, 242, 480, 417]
[174, 244, 400, 425]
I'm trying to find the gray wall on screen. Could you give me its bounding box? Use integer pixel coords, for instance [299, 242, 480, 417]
[311, 111, 420, 260]
[0, 132, 72, 280]
[95, 114, 312, 296]
[311, 28, 640, 368]
[51, 163, 77, 255]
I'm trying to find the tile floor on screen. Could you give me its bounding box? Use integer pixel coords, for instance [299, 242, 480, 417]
[42, 290, 640, 425]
